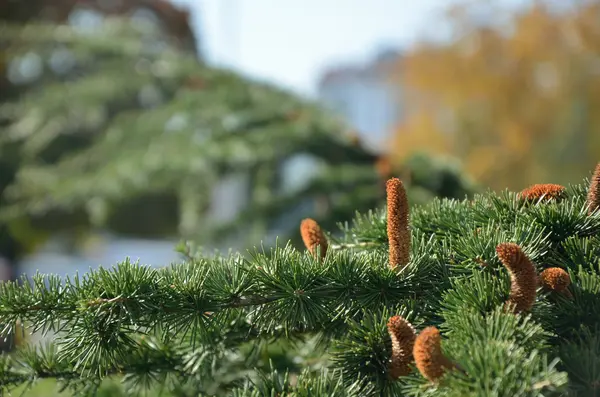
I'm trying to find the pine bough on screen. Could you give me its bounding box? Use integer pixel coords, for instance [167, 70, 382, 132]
[1, 164, 600, 396]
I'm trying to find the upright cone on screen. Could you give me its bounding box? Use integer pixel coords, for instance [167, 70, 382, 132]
[386, 178, 410, 270]
[587, 163, 600, 215]
[300, 218, 328, 259]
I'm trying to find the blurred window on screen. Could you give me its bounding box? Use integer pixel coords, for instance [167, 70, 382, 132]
[279, 154, 323, 194]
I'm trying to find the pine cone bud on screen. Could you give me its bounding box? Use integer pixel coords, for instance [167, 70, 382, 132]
[587, 163, 600, 215]
[387, 315, 417, 380]
[300, 218, 328, 259]
[539, 267, 572, 299]
[413, 326, 454, 382]
[519, 184, 566, 203]
[496, 243, 537, 313]
[386, 178, 410, 270]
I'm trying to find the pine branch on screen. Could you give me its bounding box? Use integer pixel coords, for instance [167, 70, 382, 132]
[1, 174, 599, 395]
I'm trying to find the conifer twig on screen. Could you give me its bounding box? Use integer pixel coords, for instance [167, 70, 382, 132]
[387, 315, 416, 380]
[413, 326, 455, 382]
[496, 243, 537, 314]
[386, 178, 410, 271]
[300, 218, 328, 259]
[539, 267, 573, 299]
[519, 184, 566, 203]
[587, 162, 600, 215]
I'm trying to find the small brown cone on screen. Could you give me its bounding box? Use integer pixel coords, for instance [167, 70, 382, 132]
[300, 218, 328, 259]
[539, 267, 573, 299]
[496, 243, 537, 314]
[387, 316, 417, 380]
[387, 178, 410, 270]
[413, 326, 454, 382]
[519, 184, 566, 203]
[587, 163, 600, 215]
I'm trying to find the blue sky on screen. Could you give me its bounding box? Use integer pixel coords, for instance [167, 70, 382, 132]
[170, 0, 531, 96]
[171, 0, 454, 96]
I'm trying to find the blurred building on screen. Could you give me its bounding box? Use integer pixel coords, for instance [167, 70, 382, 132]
[317, 49, 403, 152]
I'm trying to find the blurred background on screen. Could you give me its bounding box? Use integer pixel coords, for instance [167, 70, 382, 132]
[0, 0, 599, 348]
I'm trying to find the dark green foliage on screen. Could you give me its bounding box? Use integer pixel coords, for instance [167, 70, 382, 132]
[0, 175, 598, 395]
[548, 235, 600, 271]
[440, 272, 511, 324]
[550, 265, 600, 338]
[559, 327, 600, 396]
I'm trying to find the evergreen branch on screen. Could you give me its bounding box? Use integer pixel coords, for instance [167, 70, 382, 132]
[1, 175, 599, 396]
[0, 246, 441, 343]
[0, 338, 212, 394]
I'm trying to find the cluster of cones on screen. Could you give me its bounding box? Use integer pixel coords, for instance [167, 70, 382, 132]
[385, 240, 574, 383]
[298, 163, 600, 382]
[387, 315, 453, 382]
[298, 177, 411, 270]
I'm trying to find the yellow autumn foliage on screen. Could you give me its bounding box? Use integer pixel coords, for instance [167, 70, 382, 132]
[391, 0, 600, 190]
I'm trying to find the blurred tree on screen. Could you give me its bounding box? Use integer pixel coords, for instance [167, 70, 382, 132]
[0, 1, 478, 280]
[0, 0, 199, 276]
[391, 0, 600, 191]
[0, 17, 383, 265]
[0, 0, 198, 101]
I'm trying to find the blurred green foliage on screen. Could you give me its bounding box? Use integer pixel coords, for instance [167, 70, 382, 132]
[0, 19, 478, 263]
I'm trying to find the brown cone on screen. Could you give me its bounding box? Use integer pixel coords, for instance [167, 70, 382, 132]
[300, 218, 328, 259]
[539, 267, 573, 299]
[387, 316, 417, 380]
[386, 178, 410, 270]
[496, 243, 537, 314]
[413, 326, 455, 382]
[587, 163, 600, 215]
[519, 184, 566, 203]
